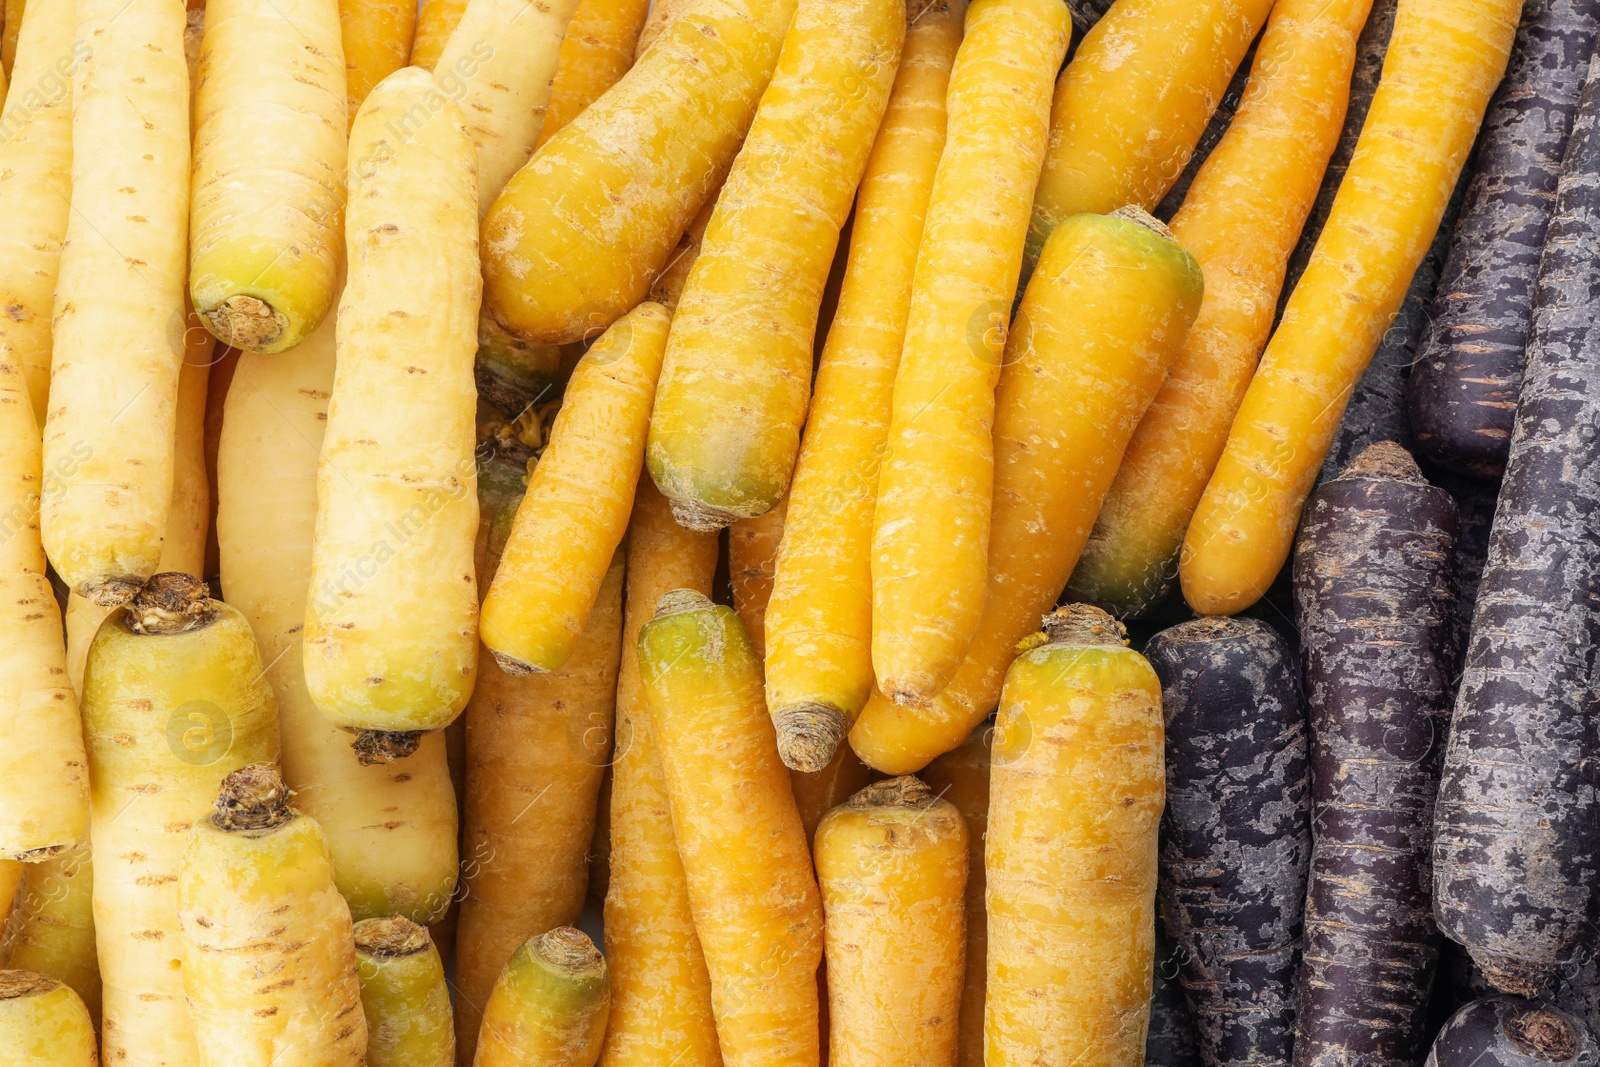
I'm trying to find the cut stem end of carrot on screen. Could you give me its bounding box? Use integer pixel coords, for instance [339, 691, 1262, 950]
[774, 703, 849, 773]
[351, 729, 424, 765]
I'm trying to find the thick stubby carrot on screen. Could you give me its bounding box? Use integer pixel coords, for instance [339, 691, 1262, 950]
[536, 0, 651, 149]
[1025, 0, 1275, 272]
[409, 0, 464, 69]
[867, 0, 1070, 706]
[0, 0, 78, 426]
[852, 210, 1202, 774]
[638, 591, 824, 1067]
[729, 496, 786, 660]
[179, 764, 367, 1067]
[921, 729, 991, 1067]
[189, 0, 346, 352]
[1064, 0, 1373, 618]
[456, 555, 623, 1064]
[1180, 0, 1522, 617]
[0, 844, 98, 1022]
[304, 68, 481, 736]
[83, 575, 280, 1067]
[475, 928, 610, 1067]
[339, 0, 414, 119]
[354, 917, 455, 1067]
[480, 0, 799, 346]
[219, 308, 459, 924]
[986, 606, 1164, 1067]
[0, 308, 86, 860]
[480, 303, 668, 674]
[633, 0, 693, 56]
[0, 972, 95, 1067]
[762, 0, 962, 758]
[436, 0, 585, 214]
[598, 478, 721, 1067]
[816, 777, 968, 1067]
[643, 0, 903, 533]
[41, 0, 190, 606]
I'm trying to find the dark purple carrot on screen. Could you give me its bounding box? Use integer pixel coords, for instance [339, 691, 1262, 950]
[1148, 921, 1203, 1067]
[1145, 616, 1310, 1067]
[1292, 441, 1461, 1067]
[1432, 50, 1600, 998]
[1427, 997, 1597, 1067]
[1407, 0, 1600, 480]
[1553, 953, 1600, 1045]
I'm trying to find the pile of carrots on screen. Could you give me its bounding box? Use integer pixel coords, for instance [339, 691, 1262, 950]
[6, 0, 1600, 1061]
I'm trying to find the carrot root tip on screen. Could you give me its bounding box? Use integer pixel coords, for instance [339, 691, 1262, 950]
[774, 703, 848, 772]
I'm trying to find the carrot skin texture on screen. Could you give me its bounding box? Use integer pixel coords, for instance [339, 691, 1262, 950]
[304, 67, 481, 734]
[0, 0, 76, 426]
[1293, 443, 1460, 1062]
[762, 0, 962, 747]
[638, 593, 824, 1067]
[644, 0, 903, 530]
[985, 607, 1164, 1067]
[728, 496, 785, 660]
[852, 211, 1202, 775]
[597, 478, 722, 1067]
[1145, 617, 1311, 1067]
[536, 0, 651, 149]
[815, 777, 968, 1067]
[1434, 51, 1600, 997]
[633, 0, 693, 56]
[0, 844, 99, 1021]
[1026, 0, 1275, 271]
[479, 303, 668, 673]
[1065, 0, 1371, 618]
[1150, 33, 1259, 225]
[481, 0, 799, 346]
[867, 0, 1069, 704]
[1426, 997, 1598, 1067]
[1179, 0, 1522, 617]
[42, 0, 190, 603]
[1147, 927, 1203, 1067]
[1408, 0, 1600, 480]
[0, 973, 97, 1067]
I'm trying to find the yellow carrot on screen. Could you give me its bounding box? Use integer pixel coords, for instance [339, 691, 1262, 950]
[0, 290, 86, 860]
[1067, 0, 1375, 618]
[0, 971, 95, 1067]
[219, 296, 460, 924]
[189, 0, 346, 352]
[986, 606, 1164, 1067]
[598, 477, 722, 1067]
[354, 917, 455, 1067]
[480, 302, 668, 674]
[647, 184, 721, 312]
[180, 763, 367, 1067]
[633, 0, 693, 58]
[339, 0, 414, 119]
[868, 0, 1070, 706]
[644, 0, 904, 533]
[763, 0, 963, 761]
[481, 0, 799, 346]
[921, 729, 990, 1067]
[816, 777, 967, 1067]
[41, 0, 190, 605]
[1025, 0, 1275, 271]
[0, 843, 99, 1022]
[638, 590, 824, 1067]
[409, 0, 465, 70]
[455, 553, 623, 1064]
[304, 67, 481, 735]
[790, 743, 873, 843]
[728, 494, 786, 660]
[436, 0, 585, 214]
[536, 0, 651, 149]
[475, 927, 610, 1067]
[83, 574, 280, 1067]
[0, 0, 78, 426]
[1180, 0, 1520, 616]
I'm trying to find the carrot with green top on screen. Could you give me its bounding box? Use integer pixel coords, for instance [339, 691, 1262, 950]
[762, 0, 963, 765]
[867, 0, 1070, 706]
[354, 917, 455, 1067]
[475, 927, 610, 1067]
[1065, 0, 1374, 618]
[1181, 0, 1523, 617]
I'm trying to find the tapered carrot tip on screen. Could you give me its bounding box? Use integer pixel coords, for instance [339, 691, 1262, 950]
[354, 916, 430, 958]
[201, 295, 287, 351]
[775, 703, 849, 773]
[1034, 603, 1128, 649]
[211, 763, 294, 833]
[351, 730, 423, 766]
[669, 497, 744, 534]
[126, 572, 215, 634]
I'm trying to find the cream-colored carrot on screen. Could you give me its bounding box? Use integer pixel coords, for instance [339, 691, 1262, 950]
[868, 0, 1070, 705]
[304, 67, 481, 735]
[763, 0, 962, 762]
[0, 843, 98, 1022]
[536, 0, 651, 149]
[41, 0, 190, 605]
[0, 971, 96, 1067]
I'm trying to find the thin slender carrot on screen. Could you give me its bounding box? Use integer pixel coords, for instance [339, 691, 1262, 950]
[536, 0, 651, 149]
